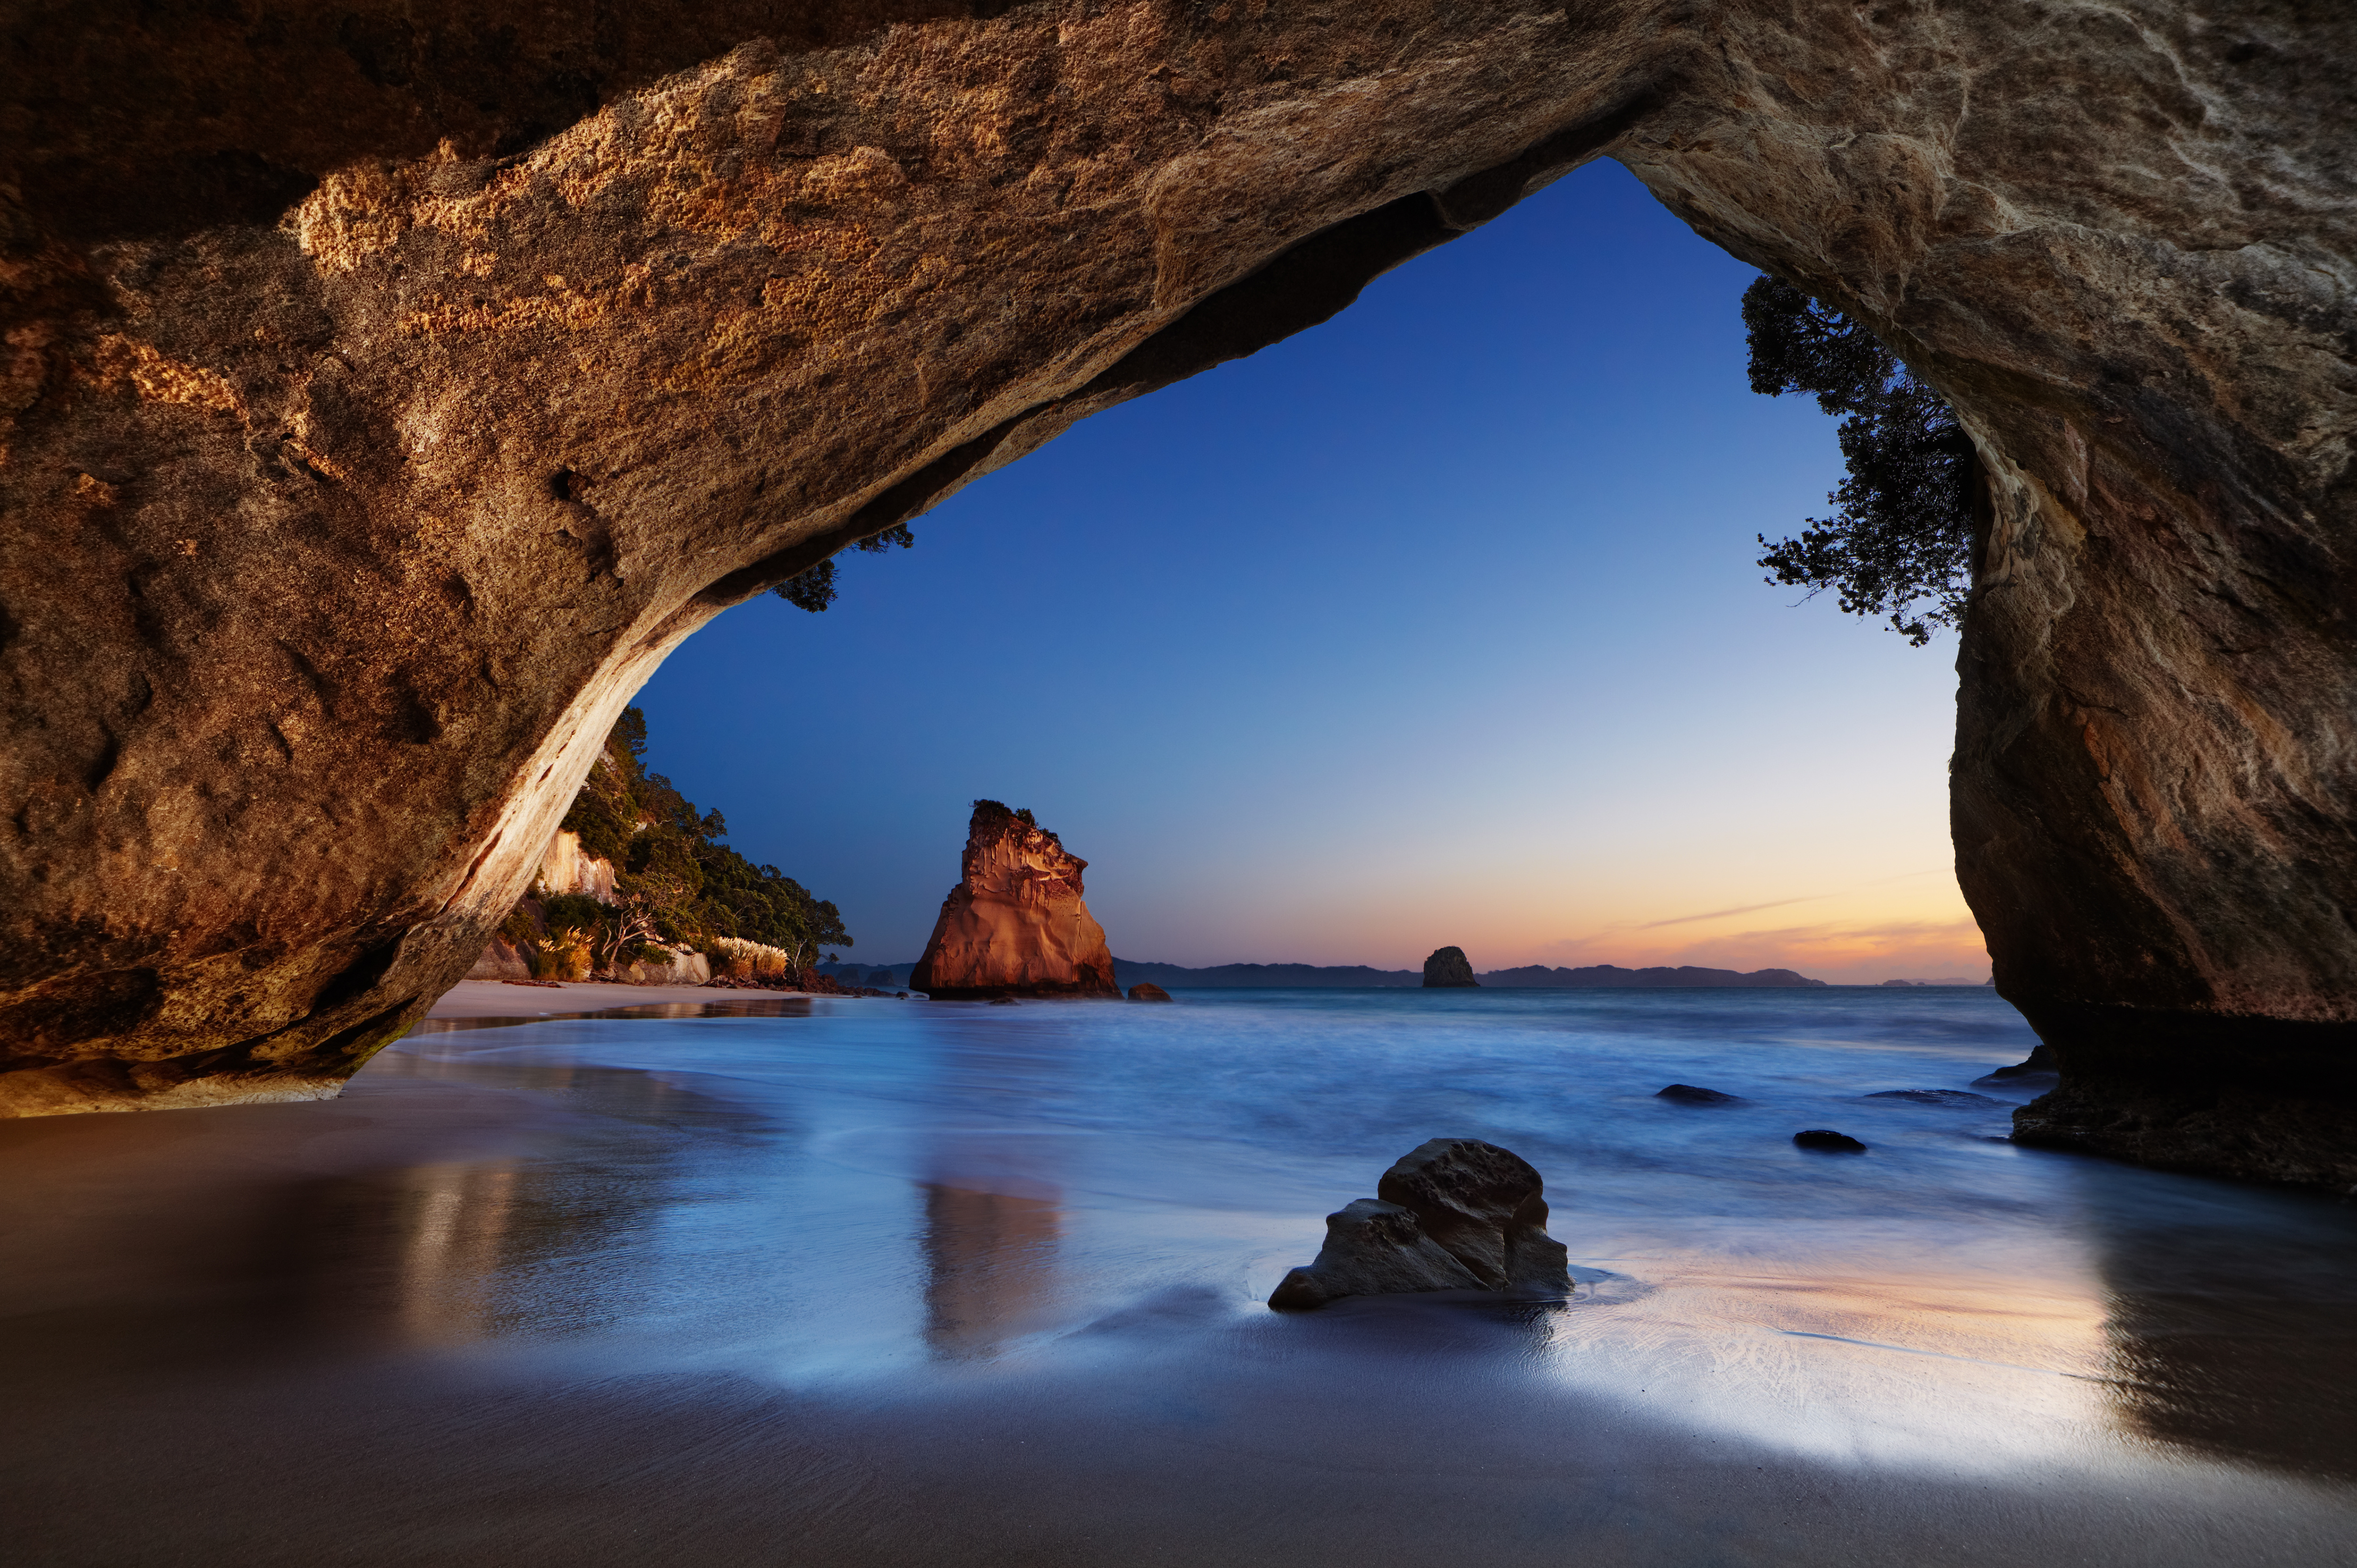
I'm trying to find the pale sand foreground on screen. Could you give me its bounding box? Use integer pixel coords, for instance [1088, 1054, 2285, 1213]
[427, 977, 827, 1019]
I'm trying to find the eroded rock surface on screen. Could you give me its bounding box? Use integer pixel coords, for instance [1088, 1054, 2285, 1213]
[907, 802, 1118, 1000]
[2, 5, 2353, 1170]
[1270, 1139, 1571, 1310]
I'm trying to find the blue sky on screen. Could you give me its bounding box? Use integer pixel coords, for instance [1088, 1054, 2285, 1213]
[635, 159, 1985, 983]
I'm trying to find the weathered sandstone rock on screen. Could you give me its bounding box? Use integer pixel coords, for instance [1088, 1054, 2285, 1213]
[1127, 982, 1171, 1003]
[536, 830, 618, 906]
[1, 5, 2353, 1177]
[1269, 1139, 1571, 1311]
[907, 802, 1118, 1000]
[1422, 947, 1479, 988]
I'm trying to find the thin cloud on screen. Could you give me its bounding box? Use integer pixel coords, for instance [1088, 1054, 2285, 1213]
[1640, 894, 1829, 929]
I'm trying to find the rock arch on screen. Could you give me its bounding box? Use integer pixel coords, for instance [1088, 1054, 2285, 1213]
[2, 4, 2351, 1181]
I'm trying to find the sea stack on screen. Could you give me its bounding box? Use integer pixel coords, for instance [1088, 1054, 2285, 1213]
[908, 801, 1120, 1000]
[1423, 947, 1480, 988]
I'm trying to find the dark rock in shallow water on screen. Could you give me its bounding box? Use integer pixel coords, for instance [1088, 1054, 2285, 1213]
[1656, 1083, 1744, 1105]
[1973, 1044, 2060, 1090]
[1127, 982, 1171, 1002]
[987, 996, 1019, 1006]
[1268, 1139, 1570, 1311]
[1422, 947, 1480, 988]
[1794, 1130, 1869, 1153]
[1866, 1089, 2006, 1108]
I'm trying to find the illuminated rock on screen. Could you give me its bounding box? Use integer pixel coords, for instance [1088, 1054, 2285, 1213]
[908, 802, 1119, 1001]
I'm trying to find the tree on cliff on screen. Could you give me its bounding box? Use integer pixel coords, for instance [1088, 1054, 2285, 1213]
[775, 523, 915, 612]
[555, 709, 851, 964]
[1743, 277, 1978, 646]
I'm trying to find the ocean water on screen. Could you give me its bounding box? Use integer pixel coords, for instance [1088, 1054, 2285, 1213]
[6, 987, 2355, 1566]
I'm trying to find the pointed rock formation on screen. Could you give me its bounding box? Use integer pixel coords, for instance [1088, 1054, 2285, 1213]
[1423, 947, 1479, 988]
[908, 802, 1118, 1001]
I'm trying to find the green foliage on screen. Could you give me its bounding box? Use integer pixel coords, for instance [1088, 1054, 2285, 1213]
[775, 523, 916, 613]
[539, 892, 606, 933]
[539, 707, 851, 968]
[1743, 276, 1978, 646]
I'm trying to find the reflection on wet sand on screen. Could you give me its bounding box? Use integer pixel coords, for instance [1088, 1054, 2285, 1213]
[2090, 1191, 2357, 1482]
[409, 998, 814, 1034]
[921, 1183, 1062, 1359]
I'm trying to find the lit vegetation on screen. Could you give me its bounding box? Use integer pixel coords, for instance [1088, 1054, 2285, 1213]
[497, 707, 851, 978]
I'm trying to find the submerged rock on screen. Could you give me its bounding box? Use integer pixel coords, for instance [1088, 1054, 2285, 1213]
[1422, 948, 1480, 988]
[1867, 1089, 2005, 1108]
[1268, 1139, 1570, 1311]
[908, 802, 1120, 1001]
[1973, 1045, 2060, 1090]
[1127, 982, 1172, 1003]
[1794, 1130, 1869, 1154]
[1656, 1084, 1744, 1105]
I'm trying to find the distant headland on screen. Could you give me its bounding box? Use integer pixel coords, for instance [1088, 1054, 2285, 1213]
[823, 958, 1831, 990]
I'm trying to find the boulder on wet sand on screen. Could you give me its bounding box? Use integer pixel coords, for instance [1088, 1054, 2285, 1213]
[1656, 1084, 1743, 1105]
[1128, 982, 1172, 1002]
[1422, 948, 1480, 988]
[1268, 1139, 1571, 1311]
[1794, 1130, 1869, 1154]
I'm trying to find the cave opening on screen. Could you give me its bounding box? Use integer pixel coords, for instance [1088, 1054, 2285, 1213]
[639, 159, 1984, 992]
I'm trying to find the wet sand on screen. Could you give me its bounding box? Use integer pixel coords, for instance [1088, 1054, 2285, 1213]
[428, 976, 830, 1017]
[5, 993, 2353, 1566]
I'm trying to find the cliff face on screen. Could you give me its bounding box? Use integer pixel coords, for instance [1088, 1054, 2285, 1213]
[1, 4, 2353, 1178]
[909, 805, 1118, 1001]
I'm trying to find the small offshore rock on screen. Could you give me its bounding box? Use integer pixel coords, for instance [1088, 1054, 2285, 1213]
[1866, 1089, 2004, 1107]
[1128, 982, 1172, 1002]
[1794, 1129, 1868, 1153]
[1656, 1083, 1743, 1105]
[1268, 1138, 1570, 1311]
[988, 996, 1019, 1006]
[1422, 947, 1480, 988]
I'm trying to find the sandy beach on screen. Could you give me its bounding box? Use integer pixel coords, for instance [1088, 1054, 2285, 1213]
[6, 988, 2352, 1567]
[425, 976, 835, 1020]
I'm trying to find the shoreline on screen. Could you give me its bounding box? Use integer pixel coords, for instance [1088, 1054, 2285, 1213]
[425, 977, 833, 1020]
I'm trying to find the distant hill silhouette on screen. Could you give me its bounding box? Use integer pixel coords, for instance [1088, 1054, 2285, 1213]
[830, 958, 1830, 991]
[1110, 960, 1826, 989]
[1480, 964, 1825, 989]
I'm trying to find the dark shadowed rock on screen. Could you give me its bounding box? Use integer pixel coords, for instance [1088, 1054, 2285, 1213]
[1422, 948, 1479, 989]
[1974, 1045, 2060, 1090]
[1267, 1200, 1485, 1310]
[1794, 1130, 1869, 1154]
[1268, 1139, 1570, 1311]
[1126, 982, 1171, 1003]
[1866, 1089, 2007, 1108]
[1656, 1084, 1744, 1105]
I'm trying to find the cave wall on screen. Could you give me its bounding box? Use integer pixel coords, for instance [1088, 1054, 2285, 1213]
[2, 3, 2351, 1176]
